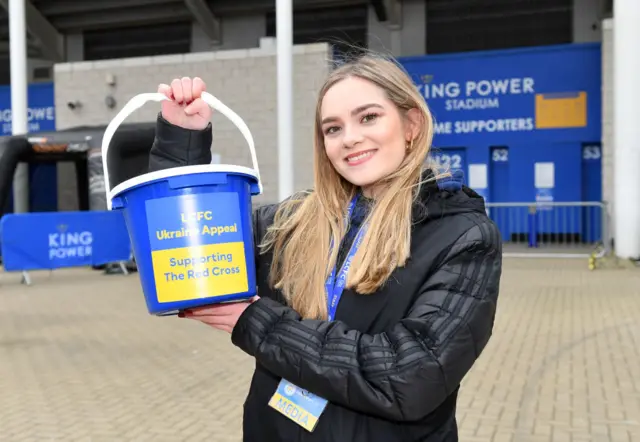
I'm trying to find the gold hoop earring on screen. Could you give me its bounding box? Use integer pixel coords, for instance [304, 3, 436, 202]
[407, 139, 413, 151]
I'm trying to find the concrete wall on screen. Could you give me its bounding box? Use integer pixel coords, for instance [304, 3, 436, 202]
[602, 18, 613, 235]
[367, 0, 426, 56]
[191, 14, 267, 52]
[573, 0, 603, 43]
[52, 42, 332, 209]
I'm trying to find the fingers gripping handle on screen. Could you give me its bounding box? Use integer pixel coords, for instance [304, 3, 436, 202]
[200, 92, 262, 192]
[101, 91, 263, 209]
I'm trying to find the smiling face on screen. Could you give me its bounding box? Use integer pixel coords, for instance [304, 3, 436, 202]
[320, 76, 412, 197]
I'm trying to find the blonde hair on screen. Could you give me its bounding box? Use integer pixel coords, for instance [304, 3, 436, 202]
[260, 53, 435, 320]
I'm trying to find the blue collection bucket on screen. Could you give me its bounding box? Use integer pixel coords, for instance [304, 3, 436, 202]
[101, 92, 262, 316]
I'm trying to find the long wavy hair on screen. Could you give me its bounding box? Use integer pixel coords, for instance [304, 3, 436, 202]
[259, 53, 435, 320]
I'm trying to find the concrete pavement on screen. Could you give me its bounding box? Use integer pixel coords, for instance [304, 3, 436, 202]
[0, 259, 638, 441]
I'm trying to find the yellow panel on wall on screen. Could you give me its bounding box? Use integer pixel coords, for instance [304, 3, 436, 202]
[535, 91, 587, 129]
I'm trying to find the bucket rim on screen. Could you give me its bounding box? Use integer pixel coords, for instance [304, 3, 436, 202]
[108, 164, 261, 202]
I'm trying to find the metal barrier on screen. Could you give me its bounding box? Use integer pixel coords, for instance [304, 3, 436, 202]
[485, 201, 610, 259]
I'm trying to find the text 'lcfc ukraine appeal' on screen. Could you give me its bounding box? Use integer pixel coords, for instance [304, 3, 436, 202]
[145, 192, 249, 303]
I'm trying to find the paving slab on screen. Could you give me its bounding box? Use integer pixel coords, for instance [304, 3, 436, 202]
[0, 258, 638, 441]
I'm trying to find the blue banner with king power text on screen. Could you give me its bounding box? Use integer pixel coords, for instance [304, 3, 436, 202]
[0, 82, 55, 135]
[0, 211, 131, 271]
[399, 43, 601, 146]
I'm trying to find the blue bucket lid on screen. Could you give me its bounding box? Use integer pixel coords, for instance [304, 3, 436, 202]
[109, 164, 261, 206]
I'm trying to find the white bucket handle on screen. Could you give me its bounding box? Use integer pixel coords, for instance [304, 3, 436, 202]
[101, 91, 262, 208]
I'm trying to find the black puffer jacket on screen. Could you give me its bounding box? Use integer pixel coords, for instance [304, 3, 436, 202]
[147, 115, 503, 442]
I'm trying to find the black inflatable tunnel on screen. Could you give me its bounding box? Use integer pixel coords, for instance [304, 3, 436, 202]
[103, 122, 157, 193]
[0, 121, 157, 220]
[0, 137, 31, 219]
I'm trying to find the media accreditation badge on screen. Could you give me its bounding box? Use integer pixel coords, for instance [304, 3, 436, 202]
[268, 378, 328, 432]
[266, 195, 365, 431]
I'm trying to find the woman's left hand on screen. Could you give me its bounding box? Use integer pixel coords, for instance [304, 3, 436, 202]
[179, 296, 259, 333]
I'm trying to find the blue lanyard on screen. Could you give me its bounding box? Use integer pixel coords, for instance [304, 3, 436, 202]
[325, 195, 368, 321]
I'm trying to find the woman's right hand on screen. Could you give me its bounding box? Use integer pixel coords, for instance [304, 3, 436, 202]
[157, 77, 212, 130]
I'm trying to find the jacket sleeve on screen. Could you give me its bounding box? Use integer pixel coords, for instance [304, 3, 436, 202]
[148, 113, 212, 172]
[230, 219, 502, 422]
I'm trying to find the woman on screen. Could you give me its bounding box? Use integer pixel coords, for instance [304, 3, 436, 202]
[148, 54, 502, 442]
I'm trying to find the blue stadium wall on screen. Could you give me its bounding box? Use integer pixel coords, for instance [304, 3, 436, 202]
[400, 43, 603, 242]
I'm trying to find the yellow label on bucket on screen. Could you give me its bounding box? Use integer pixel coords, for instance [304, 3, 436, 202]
[144, 192, 251, 303]
[152, 242, 248, 303]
